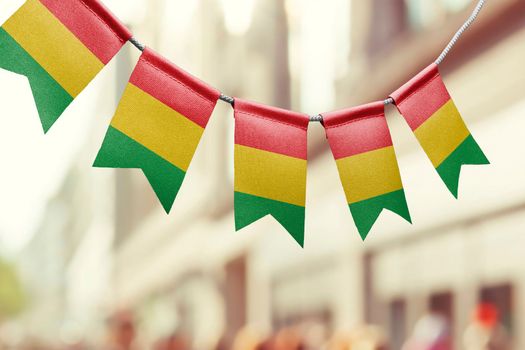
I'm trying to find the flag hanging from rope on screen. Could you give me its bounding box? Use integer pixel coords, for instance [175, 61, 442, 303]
[234, 99, 309, 247]
[390, 63, 489, 197]
[94, 48, 221, 213]
[322, 102, 411, 240]
[0, 0, 132, 132]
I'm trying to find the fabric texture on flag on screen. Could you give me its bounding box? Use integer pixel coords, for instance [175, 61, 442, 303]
[94, 48, 220, 213]
[0, 0, 132, 132]
[322, 101, 411, 240]
[390, 63, 489, 197]
[234, 99, 309, 247]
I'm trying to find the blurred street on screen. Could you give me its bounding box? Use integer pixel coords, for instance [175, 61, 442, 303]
[0, 0, 524, 349]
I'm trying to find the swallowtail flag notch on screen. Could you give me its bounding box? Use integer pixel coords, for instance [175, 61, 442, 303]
[234, 99, 309, 247]
[322, 102, 411, 240]
[0, 0, 132, 132]
[94, 48, 221, 213]
[390, 63, 489, 198]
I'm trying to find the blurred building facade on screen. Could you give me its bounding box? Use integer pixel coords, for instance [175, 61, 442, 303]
[2, 0, 524, 348]
[109, 0, 525, 348]
[341, 1, 525, 349]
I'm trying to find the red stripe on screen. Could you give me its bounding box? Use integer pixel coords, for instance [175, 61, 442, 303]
[322, 101, 393, 159]
[234, 99, 309, 160]
[129, 48, 220, 129]
[39, 0, 132, 64]
[390, 63, 451, 131]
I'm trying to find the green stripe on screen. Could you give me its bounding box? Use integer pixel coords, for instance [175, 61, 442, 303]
[436, 134, 489, 198]
[235, 191, 305, 247]
[0, 27, 73, 133]
[94, 126, 186, 213]
[350, 189, 411, 241]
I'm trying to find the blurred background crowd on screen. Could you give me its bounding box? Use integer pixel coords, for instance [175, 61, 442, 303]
[0, 0, 524, 349]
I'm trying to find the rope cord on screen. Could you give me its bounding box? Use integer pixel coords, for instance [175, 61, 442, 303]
[129, 37, 145, 51]
[219, 94, 235, 105]
[435, 0, 486, 65]
[128, 0, 486, 121]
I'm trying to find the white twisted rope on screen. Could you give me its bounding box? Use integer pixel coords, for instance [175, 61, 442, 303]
[435, 0, 486, 65]
[382, 0, 485, 106]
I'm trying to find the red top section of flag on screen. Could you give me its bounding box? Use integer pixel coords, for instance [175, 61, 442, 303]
[390, 63, 451, 131]
[129, 48, 221, 129]
[39, 0, 132, 64]
[322, 101, 393, 159]
[234, 99, 309, 160]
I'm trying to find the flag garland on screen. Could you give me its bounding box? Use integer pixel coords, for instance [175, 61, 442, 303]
[234, 99, 309, 246]
[390, 63, 490, 198]
[0, 0, 131, 132]
[0, 0, 491, 245]
[94, 48, 220, 213]
[321, 102, 411, 240]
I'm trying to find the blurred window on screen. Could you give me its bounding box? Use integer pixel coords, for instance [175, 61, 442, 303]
[367, 0, 408, 55]
[219, 0, 256, 36]
[286, 0, 351, 112]
[429, 292, 454, 323]
[429, 291, 454, 342]
[441, 0, 472, 13]
[405, 0, 471, 29]
[480, 284, 514, 334]
[389, 299, 406, 350]
[224, 256, 247, 345]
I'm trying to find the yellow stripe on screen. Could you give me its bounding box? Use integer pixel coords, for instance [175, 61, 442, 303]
[111, 83, 204, 171]
[235, 145, 307, 207]
[2, 0, 103, 97]
[414, 100, 470, 168]
[336, 146, 403, 204]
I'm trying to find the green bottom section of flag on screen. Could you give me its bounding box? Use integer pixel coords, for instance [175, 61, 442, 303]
[94, 126, 186, 213]
[0, 28, 73, 133]
[436, 134, 490, 198]
[350, 189, 411, 241]
[234, 192, 305, 247]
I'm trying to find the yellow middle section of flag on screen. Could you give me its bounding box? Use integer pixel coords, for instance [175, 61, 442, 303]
[111, 83, 205, 172]
[336, 146, 403, 204]
[2, 0, 103, 97]
[235, 145, 307, 207]
[414, 100, 470, 168]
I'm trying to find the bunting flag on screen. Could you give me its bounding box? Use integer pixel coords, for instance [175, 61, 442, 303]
[94, 48, 221, 213]
[390, 63, 489, 197]
[0, 0, 492, 245]
[0, 0, 131, 132]
[322, 102, 411, 240]
[234, 99, 309, 246]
